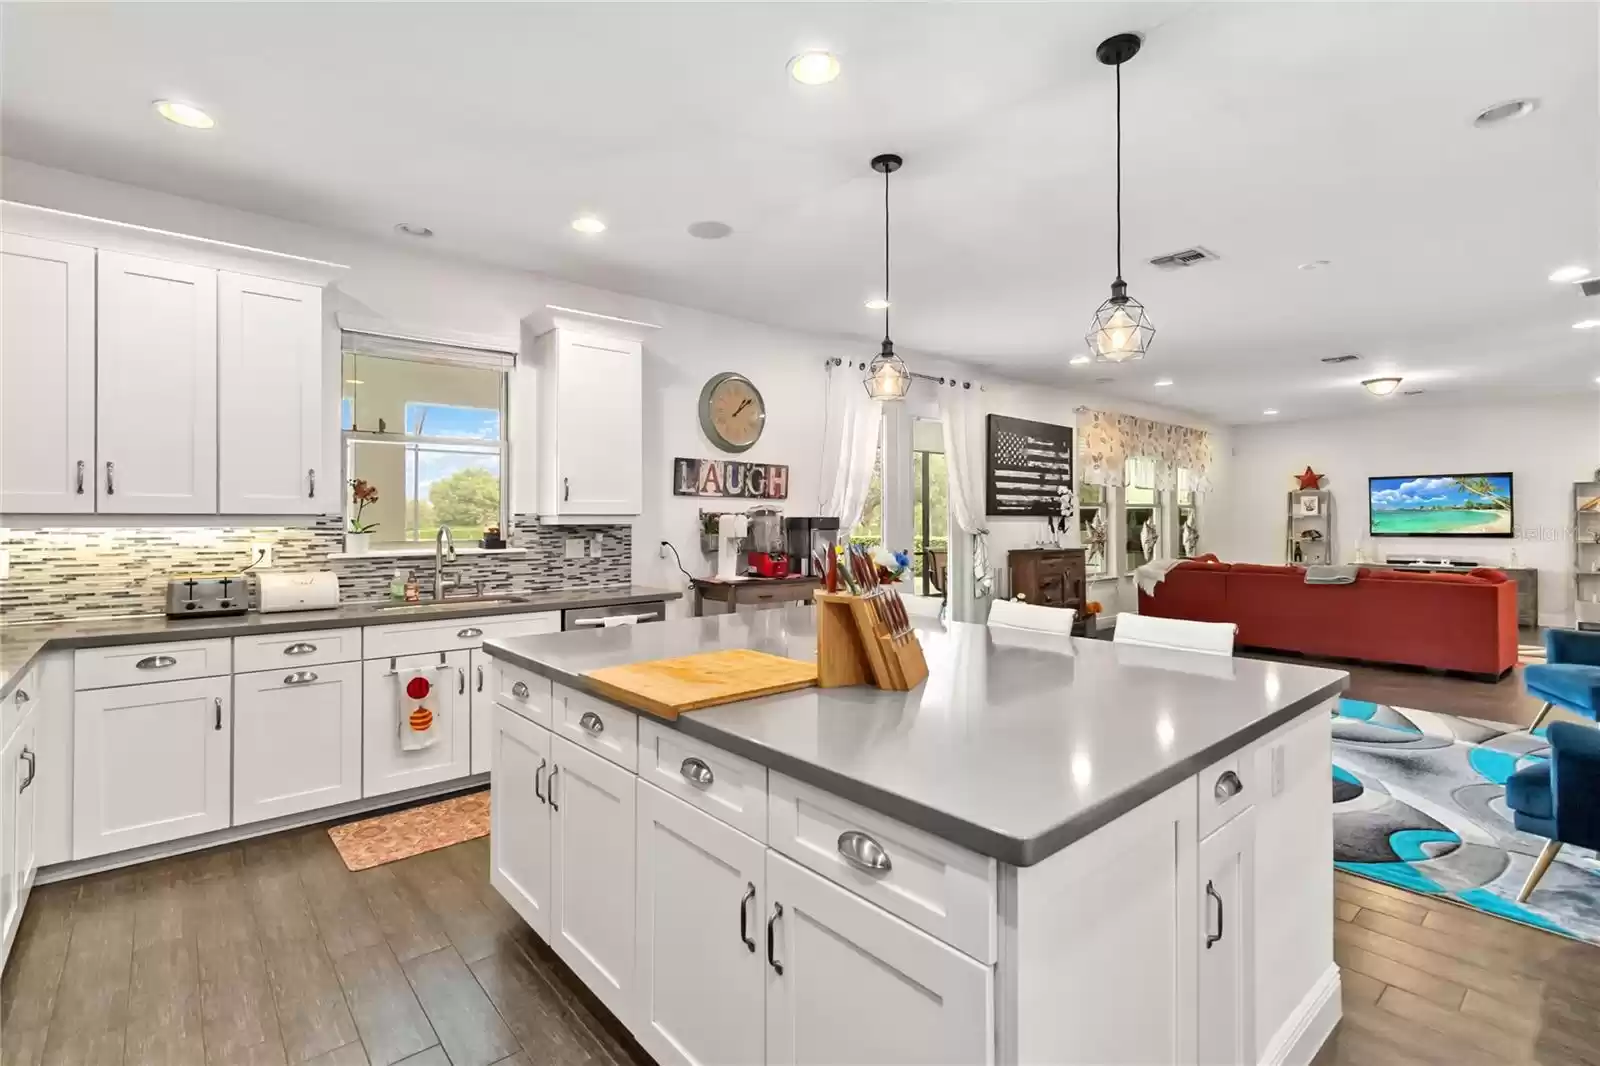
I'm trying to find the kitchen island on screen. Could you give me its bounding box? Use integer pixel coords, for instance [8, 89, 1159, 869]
[482, 607, 1348, 1066]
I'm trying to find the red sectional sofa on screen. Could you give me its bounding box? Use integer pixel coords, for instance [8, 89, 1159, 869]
[1137, 556, 1519, 678]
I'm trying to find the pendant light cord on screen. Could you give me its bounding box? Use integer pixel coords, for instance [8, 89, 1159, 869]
[1115, 58, 1123, 283]
[883, 165, 891, 341]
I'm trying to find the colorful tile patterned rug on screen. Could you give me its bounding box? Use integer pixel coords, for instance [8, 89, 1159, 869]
[328, 790, 490, 871]
[1333, 699, 1600, 944]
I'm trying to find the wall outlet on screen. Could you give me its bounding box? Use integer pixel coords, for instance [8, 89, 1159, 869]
[659, 541, 670, 559]
[1270, 744, 1286, 797]
[250, 542, 275, 568]
[591, 532, 605, 557]
[565, 537, 586, 560]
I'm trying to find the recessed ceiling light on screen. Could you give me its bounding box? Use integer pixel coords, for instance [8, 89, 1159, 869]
[1297, 260, 1331, 271]
[344, 379, 364, 386]
[788, 51, 840, 85]
[153, 100, 215, 129]
[864, 298, 891, 311]
[1473, 98, 1538, 127]
[1574, 320, 1600, 330]
[1153, 378, 1173, 387]
[687, 221, 733, 240]
[394, 223, 433, 238]
[571, 216, 606, 234]
[1069, 354, 1092, 366]
[1262, 409, 1279, 416]
[1549, 265, 1592, 283]
[1362, 377, 1403, 396]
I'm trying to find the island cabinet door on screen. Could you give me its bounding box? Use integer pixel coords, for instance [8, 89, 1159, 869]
[490, 705, 552, 939]
[550, 734, 637, 1028]
[764, 851, 992, 1066]
[634, 780, 766, 1066]
[1198, 807, 1258, 1066]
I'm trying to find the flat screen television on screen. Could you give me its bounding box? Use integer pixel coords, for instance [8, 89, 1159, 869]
[1368, 473, 1514, 537]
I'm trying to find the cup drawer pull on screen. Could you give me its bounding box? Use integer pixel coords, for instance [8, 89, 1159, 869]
[837, 830, 892, 872]
[511, 681, 530, 699]
[1213, 770, 1243, 802]
[680, 757, 714, 787]
[457, 627, 484, 639]
[579, 711, 605, 736]
[136, 655, 178, 670]
[283, 642, 318, 656]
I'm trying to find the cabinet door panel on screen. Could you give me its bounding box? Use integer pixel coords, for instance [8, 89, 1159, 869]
[0, 234, 96, 513]
[96, 251, 218, 513]
[765, 851, 992, 1066]
[550, 735, 636, 1026]
[490, 704, 551, 939]
[555, 334, 641, 514]
[73, 676, 232, 858]
[0, 725, 17, 953]
[217, 272, 323, 513]
[361, 652, 472, 797]
[233, 662, 362, 824]
[635, 781, 765, 1066]
[1199, 808, 1257, 1066]
[14, 715, 38, 901]
[470, 650, 492, 775]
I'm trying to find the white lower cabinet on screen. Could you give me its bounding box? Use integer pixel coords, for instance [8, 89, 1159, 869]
[1, 709, 39, 964]
[550, 733, 637, 1027]
[635, 781, 766, 1066]
[470, 649, 494, 775]
[233, 662, 362, 825]
[491, 705, 553, 938]
[73, 676, 232, 859]
[1198, 807, 1258, 1066]
[362, 651, 471, 797]
[764, 850, 993, 1066]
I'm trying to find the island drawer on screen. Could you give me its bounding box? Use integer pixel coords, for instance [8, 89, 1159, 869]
[363, 611, 561, 659]
[74, 639, 232, 690]
[638, 719, 767, 841]
[232, 628, 362, 672]
[492, 659, 553, 729]
[553, 683, 638, 772]
[767, 772, 997, 963]
[1197, 749, 1254, 838]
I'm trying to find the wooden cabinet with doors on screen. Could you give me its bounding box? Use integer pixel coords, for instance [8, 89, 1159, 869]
[531, 327, 643, 519]
[1007, 548, 1087, 610]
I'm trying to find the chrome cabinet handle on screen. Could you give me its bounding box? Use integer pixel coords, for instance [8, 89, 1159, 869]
[578, 711, 605, 736]
[548, 765, 560, 811]
[283, 642, 317, 656]
[511, 681, 530, 700]
[76, 459, 85, 495]
[476, 665, 484, 692]
[1213, 770, 1243, 803]
[1206, 879, 1224, 948]
[457, 667, 466, 695]
[457, 627, 484, 639]
[680, 757, 714, 788]
[308, 468, 316, 498]
[19, 747, 36, 793]
[282, 671, 318, 685]
[136, 655, 178, 670]
[105, 460, 115, 496]
[766, 902, 783, 974]
[837, 830, 892, 873]
[739, 882, 756, 952]
[563, 477, 570, 502]
[534, 757, 547, 804]
[213, 697, 223, 731]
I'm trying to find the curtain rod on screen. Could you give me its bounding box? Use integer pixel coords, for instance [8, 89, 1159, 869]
[823, 356, 980, 390]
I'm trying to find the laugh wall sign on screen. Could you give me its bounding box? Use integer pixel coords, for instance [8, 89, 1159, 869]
[672, 457, 790, 499]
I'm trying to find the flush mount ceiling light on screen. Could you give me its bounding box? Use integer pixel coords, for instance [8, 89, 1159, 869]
[788, 51, 841, 85]
[864, 298, 890, 311]
[1574, 320, 1600, 330]
[1362, 377, 1403, 396]
[1086, 33, 1156, 365]
[687, 220, 733, 240]
[1473, 98, 1538, 127]
[863, 153, 911, 401]
[571, 216, 606, 234]
[1549, 265, 1592, 283]
[153, 100, 215, 129]
[1153, 378, 1173, 387]
[394, 223, 433, 238]
[1263, 409, 1279, 416]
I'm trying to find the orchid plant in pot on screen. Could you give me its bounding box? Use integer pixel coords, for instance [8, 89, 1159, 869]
[347, 478, 380, 555]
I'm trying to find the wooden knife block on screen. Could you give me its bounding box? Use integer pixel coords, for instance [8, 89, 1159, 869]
[815, 592, 928, 691]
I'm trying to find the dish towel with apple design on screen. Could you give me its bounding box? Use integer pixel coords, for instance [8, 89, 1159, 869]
[398, 668, 442, 751]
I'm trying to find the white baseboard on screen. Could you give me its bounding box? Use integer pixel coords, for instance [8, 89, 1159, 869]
[37, 773, 489, 885]
[1259, 962, 1342, 1066]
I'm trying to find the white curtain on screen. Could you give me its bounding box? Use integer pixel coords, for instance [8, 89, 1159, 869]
[937, 387, 992, 617]
[817, 364, 884, 531]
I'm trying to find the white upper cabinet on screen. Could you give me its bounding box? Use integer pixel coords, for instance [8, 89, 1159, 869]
[0, 234, 96, 514]
[529, 328, 643, 519]
[96, 251, 218, 514]
[217, 272, 324, 513]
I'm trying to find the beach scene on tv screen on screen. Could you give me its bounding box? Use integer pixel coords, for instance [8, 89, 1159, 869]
[1370, 475, 1512, 535]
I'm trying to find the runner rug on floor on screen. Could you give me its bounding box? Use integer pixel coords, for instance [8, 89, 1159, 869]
[328, 789, 490, 871]
[1333, 698, 1600, 944]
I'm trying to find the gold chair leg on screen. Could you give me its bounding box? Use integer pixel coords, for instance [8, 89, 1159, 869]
[1517, 840, 1562, 903]
[1529, 701, 1556, 733]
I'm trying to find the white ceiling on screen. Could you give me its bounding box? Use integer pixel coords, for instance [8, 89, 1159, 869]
[4, 2, 1596, 425]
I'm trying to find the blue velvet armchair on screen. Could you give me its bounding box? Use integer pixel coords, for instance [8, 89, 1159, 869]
[1506, 721, 1600, 902]
[1525, 628, 1600, 732]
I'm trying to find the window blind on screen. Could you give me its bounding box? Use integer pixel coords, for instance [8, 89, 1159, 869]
[339, 325, 516, 371]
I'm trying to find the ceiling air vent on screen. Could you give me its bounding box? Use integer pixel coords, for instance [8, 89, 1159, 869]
[1147, 246, 1220, 270]
[1320, 354, 1361, 364]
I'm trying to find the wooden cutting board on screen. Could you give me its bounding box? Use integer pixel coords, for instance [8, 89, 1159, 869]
[583, 648, 817, 720]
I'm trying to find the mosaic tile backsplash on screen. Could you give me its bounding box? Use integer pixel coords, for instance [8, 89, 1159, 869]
[0, 517, 633, 625]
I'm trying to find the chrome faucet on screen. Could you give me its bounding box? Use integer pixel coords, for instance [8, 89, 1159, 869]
[433, 524, 457, 600]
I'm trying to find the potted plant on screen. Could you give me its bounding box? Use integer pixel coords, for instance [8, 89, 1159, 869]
[347, 478, 379, 554]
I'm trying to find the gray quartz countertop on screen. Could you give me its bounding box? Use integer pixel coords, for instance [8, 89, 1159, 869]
[0, 585, 681, 701]
[483, 607, 1347, 866]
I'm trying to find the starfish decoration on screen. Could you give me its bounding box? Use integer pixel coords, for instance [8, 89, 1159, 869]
[1295, 466, 1324, 490]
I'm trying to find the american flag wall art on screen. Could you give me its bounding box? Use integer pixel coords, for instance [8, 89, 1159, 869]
[985, 415, 1074, 517]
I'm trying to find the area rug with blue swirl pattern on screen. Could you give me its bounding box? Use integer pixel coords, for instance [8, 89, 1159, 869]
[1333, 698, 1600, 943]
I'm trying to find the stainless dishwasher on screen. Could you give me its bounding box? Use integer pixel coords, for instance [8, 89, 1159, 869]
[562, 600, 667, 631]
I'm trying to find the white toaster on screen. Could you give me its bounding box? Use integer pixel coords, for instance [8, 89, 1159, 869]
[257, 571, 341, 613]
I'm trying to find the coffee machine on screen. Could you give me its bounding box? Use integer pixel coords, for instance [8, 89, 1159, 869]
[784, 517, 842, 577]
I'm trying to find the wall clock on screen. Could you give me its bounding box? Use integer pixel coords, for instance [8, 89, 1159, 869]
[698, 372, 766, 453]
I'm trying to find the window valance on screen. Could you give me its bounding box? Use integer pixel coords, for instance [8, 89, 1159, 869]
[1077, 408, 1214, 492]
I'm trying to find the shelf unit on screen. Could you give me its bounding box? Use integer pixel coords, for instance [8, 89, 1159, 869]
[1286, 490, 1334, 566]
[1575, 481, 1600, 630]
